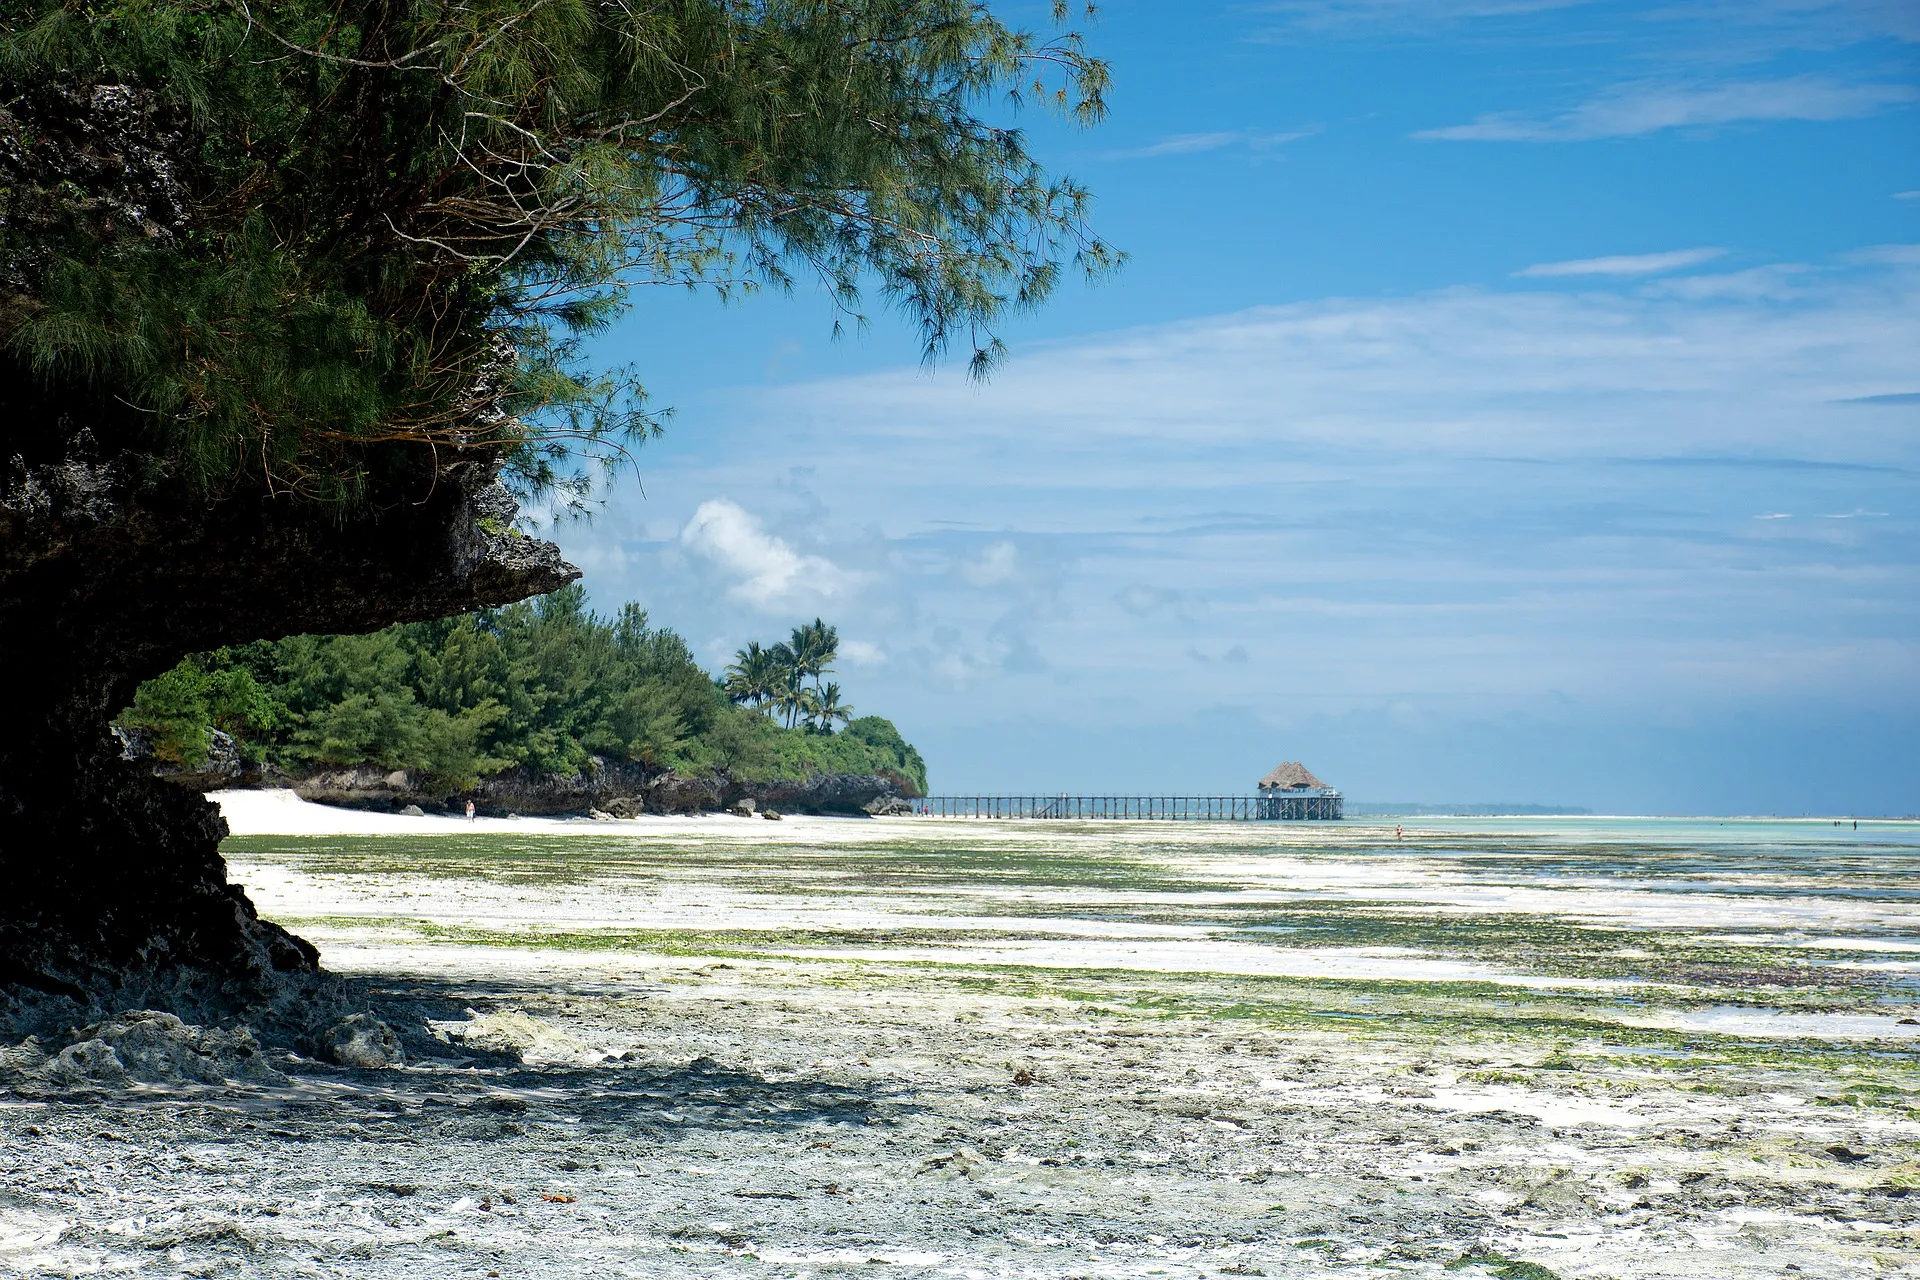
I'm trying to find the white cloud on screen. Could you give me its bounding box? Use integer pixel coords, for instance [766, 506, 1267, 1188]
[1418, 76, 1916, 141]
[960, 541, 1022, 588]
[575, 249, 1920, 754]
[840, 639, 887, 666]
[1260, 0, 1920, 43]
[1898, 191, 1920, 200]
[1846, 242, 1920, 264]
[1104, 129, 1315, 160]
[1518, 247, 1727, 277]
[1641, 264, 1815, 301]
[677, 499, 860, 612]
[1254, 0, 1590, 30]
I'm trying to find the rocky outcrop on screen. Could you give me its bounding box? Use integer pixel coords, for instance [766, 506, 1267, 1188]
[114, 725, 253, 793]
[724, 772, 907, 817]
[0, 80, 575, 1025]
[279, 762, 907, 818]
[0, 421, 576, 1021]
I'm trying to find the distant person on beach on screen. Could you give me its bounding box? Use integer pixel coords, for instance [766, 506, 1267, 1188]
[1395, 824, 1404, 840]
[465, 800, 476, 822]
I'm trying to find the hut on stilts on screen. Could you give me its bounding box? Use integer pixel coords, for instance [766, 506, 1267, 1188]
[1257, 762, 1343, 820]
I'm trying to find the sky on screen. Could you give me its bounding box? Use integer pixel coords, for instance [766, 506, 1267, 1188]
[554, 0, 1920, 815]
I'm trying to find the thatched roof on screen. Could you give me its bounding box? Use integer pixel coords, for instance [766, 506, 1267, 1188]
[1259, 761, 1328, 791]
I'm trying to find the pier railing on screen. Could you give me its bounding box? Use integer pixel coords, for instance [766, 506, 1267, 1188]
[915, 795, 1342, 821]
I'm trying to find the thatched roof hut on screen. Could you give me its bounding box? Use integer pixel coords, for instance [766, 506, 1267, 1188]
[1258, 761, 1330, 792]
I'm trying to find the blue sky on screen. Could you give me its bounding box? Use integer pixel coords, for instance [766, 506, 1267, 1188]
[556, 0, 1920, 815]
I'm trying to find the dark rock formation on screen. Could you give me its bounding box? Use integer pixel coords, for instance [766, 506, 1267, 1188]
[114, 724, 253, 793]
[0, 426, 576, 1022]
[279, 761, 906, 818]
[725, 772, 906, 817]
[0, 76, 579, 1025]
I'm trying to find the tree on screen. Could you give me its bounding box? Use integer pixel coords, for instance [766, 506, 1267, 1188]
[0, 0, 1109, 1005]
[3, 0, 1118, 505]
[723, 642, 783, 711]
[768, 643, 806, 729]
[813, 682, 854, 731]
[789, 620, 840, 691]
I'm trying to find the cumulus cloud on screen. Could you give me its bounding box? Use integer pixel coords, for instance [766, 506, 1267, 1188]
[1518, 247, 1726, 277]
[840, 639, 887, 666]
[1418, 76, 1916, 141]
[678, 499, 860, 612]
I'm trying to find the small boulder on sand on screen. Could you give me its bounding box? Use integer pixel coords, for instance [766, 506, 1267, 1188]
[321, 1013, 403, 1068]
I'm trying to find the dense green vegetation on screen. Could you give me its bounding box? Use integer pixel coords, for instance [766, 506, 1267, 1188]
[120, 586, 926, 793]
[2, 0, 1114, 506]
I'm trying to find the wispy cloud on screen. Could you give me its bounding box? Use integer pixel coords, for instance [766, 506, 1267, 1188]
[678, 499, 861, 612]
[1898, 190, 1920, 200]
[1419, 76, 1916, 141]
[1104, 129, 1315, 161]
[1253, 0, 1591, 31]
[1518, 247, 1727, 277]
[1848, 243, 1920, 265]
[577, 251, 1920, 798]
[1255, 0, 1920, 45]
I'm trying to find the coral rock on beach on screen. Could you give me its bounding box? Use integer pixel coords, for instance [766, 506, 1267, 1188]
[319, 1013, 403, 1069]
[19, 1010, 287, 1088]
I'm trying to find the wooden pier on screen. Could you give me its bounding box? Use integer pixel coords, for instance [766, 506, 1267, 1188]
[915, 794, 1342, 821]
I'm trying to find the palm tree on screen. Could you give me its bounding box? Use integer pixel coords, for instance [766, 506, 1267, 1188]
[813, 682, 853, 731]
[757, 641, 795, 726]
[722, 643, 780, 712]
[734, 622, 845, 729]
[770, 664, 805, 729]
[788, 619, 838, 691]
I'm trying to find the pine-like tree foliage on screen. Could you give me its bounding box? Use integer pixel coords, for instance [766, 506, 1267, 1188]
[0, 0, 1115, 504]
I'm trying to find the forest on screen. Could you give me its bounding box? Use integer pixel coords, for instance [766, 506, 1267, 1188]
[119, 586, 926, 795]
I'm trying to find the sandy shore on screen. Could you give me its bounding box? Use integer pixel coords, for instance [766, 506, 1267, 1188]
[213, 786, 889, 839]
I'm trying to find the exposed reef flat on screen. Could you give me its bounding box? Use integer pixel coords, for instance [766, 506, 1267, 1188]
[3, 814, 1917, 1277]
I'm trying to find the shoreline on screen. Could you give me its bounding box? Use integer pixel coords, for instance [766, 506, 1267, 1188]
[213, 788, 1920, 839]
[211, 787, 884, 838]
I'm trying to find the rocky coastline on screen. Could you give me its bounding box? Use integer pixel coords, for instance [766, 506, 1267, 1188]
[284, 763, 916, 818]
[117, 729, 916, 818]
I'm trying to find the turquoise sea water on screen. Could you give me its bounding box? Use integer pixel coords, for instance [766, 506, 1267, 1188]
[1361, 814, 1920, 844]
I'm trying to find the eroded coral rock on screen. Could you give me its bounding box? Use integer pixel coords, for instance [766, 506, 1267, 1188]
[433, 1010, 603, 1066]
[320, 1013, 403, 1069]
[34, 1010, 286, 1087]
